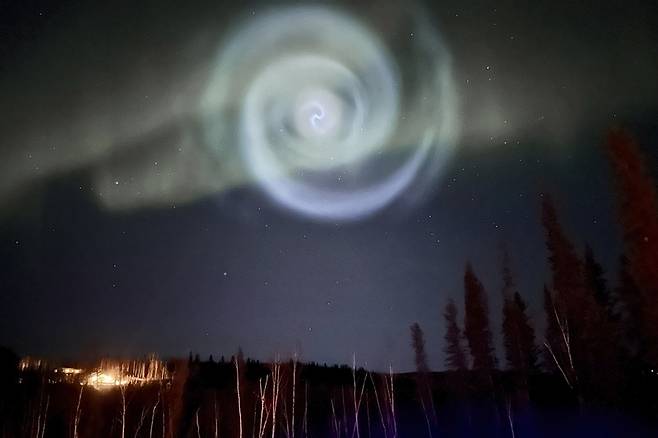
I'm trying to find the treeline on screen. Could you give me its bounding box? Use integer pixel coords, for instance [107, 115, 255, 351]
[407, 129, 658, 434]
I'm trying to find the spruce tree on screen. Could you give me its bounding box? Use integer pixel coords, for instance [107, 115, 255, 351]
[463, 263, 496, 372]
[606, 129, 658, 365]
[501, 251, 538, 373]
[542, 196, 617, 399]
[584, 244, 610, 308]
[443, 299, 467, 371]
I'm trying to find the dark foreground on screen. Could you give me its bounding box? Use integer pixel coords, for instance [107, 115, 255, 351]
[2, 352, 658, 438]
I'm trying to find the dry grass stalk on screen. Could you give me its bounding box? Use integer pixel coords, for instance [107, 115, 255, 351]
[283, 398, 291, 438]
[39, 394, 50, 438]
[506, 396, 516, 438]
[341, 387, 348, 437]
[330, 398, 340, 438]
[303, 382, 309, 438]
[195, 408, 201, 438]
[351, 355, 367, 438]
[134, 407, 147, 438]
[419, 397, 433, 438]
[72, 383, 84, 438]
[368, 373, 388, 438]
[119, 384, 127, 438]
[218, 393, 221, 438]
[365, 393, 371, 438]
[292, 355, 297, 438]
[149, 390, 160, 438]
[383, 366, 397, 438]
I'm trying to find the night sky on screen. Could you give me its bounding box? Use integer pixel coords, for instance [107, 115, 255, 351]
[1, 0, 657, 371]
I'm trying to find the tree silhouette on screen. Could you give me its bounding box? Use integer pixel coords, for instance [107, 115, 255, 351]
[583, 245, 622, 396]
[541, 196, 588, 394]
[443, 299, 468, 371]
[542, 196, 618, 400]
[542, 197, 592, 345]
[463, 263, 496, 372]
[410, 322, 436, 435]
[512, 292, 538, 374]
[501, 251, 537, 374]
[615, 255, 644, 356]
[541, 196, 591, 329]
[606, 129, 658, 366]
[501, 250, 537, 405]
[542, 285, 561, 371]
[584, 244, 610, 309]
[411, 322, 430, 375]
[501, 251, 522, 370]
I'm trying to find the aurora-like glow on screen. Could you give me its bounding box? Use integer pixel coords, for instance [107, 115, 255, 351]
[201, 6, 460, 220]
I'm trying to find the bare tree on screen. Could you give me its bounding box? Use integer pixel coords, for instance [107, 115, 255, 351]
[256, 376, 270, 438]
[543, 289, 578, 397]
[235, 353, 244, 438]
[271, 358, 282, 438]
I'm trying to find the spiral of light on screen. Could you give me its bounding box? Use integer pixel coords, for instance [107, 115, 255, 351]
[201, 6, 459, 220]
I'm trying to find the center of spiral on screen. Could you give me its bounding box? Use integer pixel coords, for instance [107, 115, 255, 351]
[294, 88, 343, 141]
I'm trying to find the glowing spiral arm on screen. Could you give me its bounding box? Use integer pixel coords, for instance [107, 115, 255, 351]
[201, 6, 460, 220]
